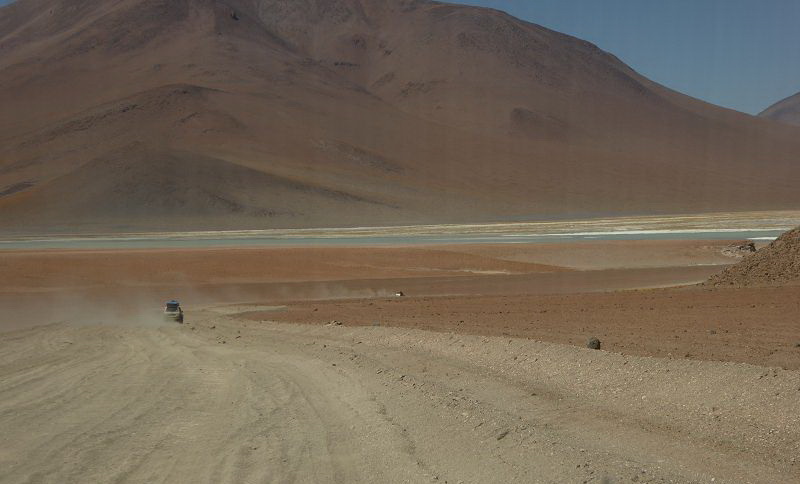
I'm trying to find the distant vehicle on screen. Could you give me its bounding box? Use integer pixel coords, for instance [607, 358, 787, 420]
[164, 300, 184, 323]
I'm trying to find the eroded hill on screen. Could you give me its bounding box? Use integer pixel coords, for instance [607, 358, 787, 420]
[2, 0, 800, 232]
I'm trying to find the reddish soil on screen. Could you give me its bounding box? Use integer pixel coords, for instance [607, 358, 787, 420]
[249, 285, 800, 370]
[0, 242, 722, 332]
[3, 240, 798, 369]
[0, 239, 739, 292]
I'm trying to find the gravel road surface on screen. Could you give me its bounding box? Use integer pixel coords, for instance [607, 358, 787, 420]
[2, 309, 798, 483]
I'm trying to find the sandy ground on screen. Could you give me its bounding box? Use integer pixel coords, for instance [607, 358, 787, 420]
[2, 239, 799, 483]
[0, 239, 744, 289]
[1, 311, 798, 483]
[0, 241, 736, 333]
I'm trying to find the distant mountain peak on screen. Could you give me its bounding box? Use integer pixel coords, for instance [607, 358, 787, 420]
[759, 91, 800, 126]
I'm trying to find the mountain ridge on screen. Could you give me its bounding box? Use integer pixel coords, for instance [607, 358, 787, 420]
[760, 91, 800, 126]
[1, 0, 800, 232]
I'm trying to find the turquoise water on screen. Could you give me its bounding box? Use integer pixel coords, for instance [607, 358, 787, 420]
[0, 229, 784, 250]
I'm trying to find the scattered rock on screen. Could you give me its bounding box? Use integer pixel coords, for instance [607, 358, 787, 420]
[587, 337, 601, 350]
[721, 241, 757, 259]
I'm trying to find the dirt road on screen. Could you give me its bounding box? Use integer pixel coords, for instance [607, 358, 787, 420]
[2, 309, 798, 483]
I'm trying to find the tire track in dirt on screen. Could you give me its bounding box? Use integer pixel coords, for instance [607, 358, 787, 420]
[0, 320, 424, 483]
[2, 310, 799, 483]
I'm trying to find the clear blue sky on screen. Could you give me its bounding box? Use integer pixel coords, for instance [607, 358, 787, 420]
[457, 0, 800, 114]
[1, 0, 798, 114]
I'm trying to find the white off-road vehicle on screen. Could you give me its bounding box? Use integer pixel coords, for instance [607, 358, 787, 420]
[164, 300, 184, 323]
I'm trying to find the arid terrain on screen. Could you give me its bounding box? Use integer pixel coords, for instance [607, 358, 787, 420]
[0, 238, 757, 332]
[709, 226, 800, 287]
[2, 0, 800, 482]
[2, 235, 800, 483]
[3, 0, 800, 231]
[3, 311, 798, 483]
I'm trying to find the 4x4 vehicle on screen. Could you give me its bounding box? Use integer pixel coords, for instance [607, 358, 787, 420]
[164, 300, 184, 323]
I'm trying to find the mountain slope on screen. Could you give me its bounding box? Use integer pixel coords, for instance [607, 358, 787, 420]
[760, 91, 800, 126]
[1, 0, 800, 232]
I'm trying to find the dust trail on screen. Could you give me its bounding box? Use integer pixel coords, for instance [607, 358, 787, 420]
[0, 291, 196, 332]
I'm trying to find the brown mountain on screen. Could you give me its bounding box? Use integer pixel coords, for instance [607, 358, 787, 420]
[2, 0, 800, 232]
[708, 227, 800, 287]
[760, 91, 800, 126]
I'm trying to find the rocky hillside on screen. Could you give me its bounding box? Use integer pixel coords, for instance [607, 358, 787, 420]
[708, 227, 800, 286]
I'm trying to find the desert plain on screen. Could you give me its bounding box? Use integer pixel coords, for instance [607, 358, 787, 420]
[3, 0, 800, 481]
[2, 217, 799, 484]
